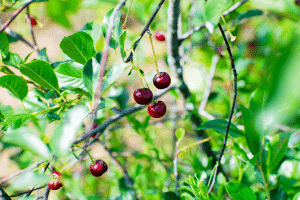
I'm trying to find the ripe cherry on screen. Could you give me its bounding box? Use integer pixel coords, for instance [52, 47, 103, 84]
[153, 72, 171, 89]
[133, 88, 153, 105]
[48, 171, 63, 190]
[148, 101, 166, 118]
[91, 124, 98, 138]
[90, 159, 108, 177]
[155, 31, 165, 41]
[26, 15, 37, 26]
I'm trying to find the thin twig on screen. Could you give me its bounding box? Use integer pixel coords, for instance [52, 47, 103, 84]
[125, 0, 165, 63]
[73, 85, 175, 145]
[198, 55, 219, 116]
[26, 6, 39, 52]
[9, 185, 47, 197]
[0, 161, 44, 184]
[208, 23, 238, 193]
[0, 0, 37, 32]
[179, 0, 249, 42]
[92, 0, 127, 113]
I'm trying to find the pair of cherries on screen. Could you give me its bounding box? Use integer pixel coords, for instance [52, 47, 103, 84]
[48, 160, 108, 190]
[134, 72, 171, 118]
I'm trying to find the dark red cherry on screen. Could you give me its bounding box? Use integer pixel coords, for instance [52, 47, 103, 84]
[90, 159, 108, 177]
[133, 88, 153, 105]
[91, 124, 98, 138]
[153, 72, 171, 89]
[52, 171, 61, 179]
[155, 31, 165, 41]
[48, 180, 63, 190]
[147, 101, 166, 118]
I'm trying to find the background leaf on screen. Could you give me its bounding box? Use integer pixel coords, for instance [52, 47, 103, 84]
[0, 75, 28, 101]
[1, 128, 51, 159]
[0, 32, 9, 57]
[83, 57, 101, 96]
[81, 22, 102, 45]
[197, 119, 244, 137]
[175, 128, 185, 142]
[59, 31, 96, 65]
[225, 182, 257, 200]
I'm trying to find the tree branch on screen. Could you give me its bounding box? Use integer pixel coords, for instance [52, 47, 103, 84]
[125, 0, 165, 63]
[179, 0, 249, 42]
[208, 23, 238, 193]
[92, 0, 127, 113]
[0, 0, 37, 32]
[73, 85, 175, 145]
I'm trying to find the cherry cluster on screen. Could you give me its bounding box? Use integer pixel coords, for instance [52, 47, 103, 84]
[48, 159, 108, 190]
[134, 72, 171, 118]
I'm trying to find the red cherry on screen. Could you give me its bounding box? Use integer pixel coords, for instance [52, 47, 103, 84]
[133, 88, 153, 105]
[91, 124, 98, 138]
[147, 101, 166, 118]
[153, 72, 171, 89]
[155, 31, 165, 41]
[90, 159, 108, 177]
[48, 180, 63, 190]
[48, 171, 62, 190]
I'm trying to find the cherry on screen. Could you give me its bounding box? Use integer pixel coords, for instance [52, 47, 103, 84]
[155, 31, 165, 42]
[26, 15, 37, 26]
[90, 159, 108, 177]
[48, 171, 63, 190]
[153, 72, 171, 89]
[147, 101, 166, 118]
[133, 88, 153, 105]
[91, 124, 98, 138]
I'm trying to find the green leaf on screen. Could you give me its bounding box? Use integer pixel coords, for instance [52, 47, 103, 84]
[0, 32, 9, 57]
[3, 52, 22, 68]
[102, 63, 129, 94]
[101, 9, 123, 50]
[0, 185, 11, 200]
[197, 119, 244, 137]
[10, 171, 48, 191]
[59, 31, 96, 65]
[249, 86, 267, 113]
[240, 105, 261, 155]
[237, 10, 264, 21]
[20, 60, 59, 92]
[1, 128, 51, 159]
[1, 114, 31, 130]
[83, 57, 101, 96]
[50, 106, 87, 157]
[225, 182, 257, 200]
[0, 104, 14, 119]
[38, 48, 49, 62]
[175, 128, 185, 142]
[162, 192, 180, 200]
[81, 22, 102, 45]
[204, 0, 230, 29]
[119, 31, 127, 59]
[0, 75, 28, 101]
[55, 61, 85, 90]
[98, 99, 116, 110]
[267, 132, 292, 173]
[47, 112, 61, 120]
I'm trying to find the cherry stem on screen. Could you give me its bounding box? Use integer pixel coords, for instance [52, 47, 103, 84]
[72, 145, 94, 164]
[123, 0, 134, 28]
[131, 49, 150, 89]
[147, 30, 160, 75]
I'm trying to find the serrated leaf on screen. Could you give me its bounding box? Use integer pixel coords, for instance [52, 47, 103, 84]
[98, 99, 116, 110]
[225, 182, 257, 200]
[1, 128, 51, 159]
[0, 32, 9, 57]
[240, 105, 261, 155]
[83, 57, 101, 96]
[197, 119, 244, 137]
[102, 63, 129, 94]
[81, 22, 102, 45]
[175, 128, 185, 142]
[60, 31, 96, 65]
[50, 106, 87, 157]
[0, 75, 28, 100]
[267, 132, 292, 173]
[55, 61, 85, 90]
[38, 48, 49, 62]
[3, 52, 22, 68]
[20, 60, 59, 92]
